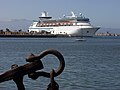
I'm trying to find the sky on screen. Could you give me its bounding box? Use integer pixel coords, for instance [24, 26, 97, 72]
[0, 0, 120, 29]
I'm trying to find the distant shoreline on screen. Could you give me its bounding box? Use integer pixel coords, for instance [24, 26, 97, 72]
[0, 29, 120, 38]
[0, 34, 57, 38]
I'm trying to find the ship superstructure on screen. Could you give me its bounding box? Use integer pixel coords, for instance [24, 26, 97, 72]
[29, 11, 100, 36]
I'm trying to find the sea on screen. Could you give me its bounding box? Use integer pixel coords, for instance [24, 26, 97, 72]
[0, 36, 120, 90]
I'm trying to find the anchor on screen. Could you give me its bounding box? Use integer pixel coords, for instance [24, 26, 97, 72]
[0, 49, 65, 90]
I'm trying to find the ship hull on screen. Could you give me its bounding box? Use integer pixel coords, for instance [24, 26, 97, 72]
[71, 27, 99, 37]
[29, 26, 99, 37]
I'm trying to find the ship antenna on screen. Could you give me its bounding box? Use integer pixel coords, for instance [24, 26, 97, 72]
[41, 11, 48, 17]
[71, 11, 75, 17]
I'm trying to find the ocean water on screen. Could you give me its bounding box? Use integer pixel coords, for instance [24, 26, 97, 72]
[0, 36, 120, 90]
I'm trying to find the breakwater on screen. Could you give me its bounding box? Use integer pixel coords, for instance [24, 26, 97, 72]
[0, 34, 57, 38]
[1, 29, 120, 37]
[0, 30, 57, 37]
[96, 32, 120, 36]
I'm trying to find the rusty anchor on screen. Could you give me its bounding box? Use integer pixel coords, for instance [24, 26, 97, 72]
[0, 49, 65, 90]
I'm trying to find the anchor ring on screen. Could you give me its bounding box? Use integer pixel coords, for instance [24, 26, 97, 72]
[26, 49, 65, 78]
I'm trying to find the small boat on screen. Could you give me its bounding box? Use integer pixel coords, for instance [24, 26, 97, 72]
[75, 37, 86, 41]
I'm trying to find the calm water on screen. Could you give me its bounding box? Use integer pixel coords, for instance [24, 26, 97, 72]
[0, 36, 120, 90]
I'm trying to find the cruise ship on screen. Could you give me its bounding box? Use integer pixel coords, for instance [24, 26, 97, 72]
[29, 11, 100, 37]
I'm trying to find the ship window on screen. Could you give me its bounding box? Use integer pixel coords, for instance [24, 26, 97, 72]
[87, 31, 89, 33]
[60, 23, 63, 25]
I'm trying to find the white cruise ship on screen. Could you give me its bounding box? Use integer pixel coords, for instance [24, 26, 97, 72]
[29, 11, 100, 37]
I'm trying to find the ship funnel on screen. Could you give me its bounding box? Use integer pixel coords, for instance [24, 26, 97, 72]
[79, 13, 82, 16]
[39, 11, 52, 19]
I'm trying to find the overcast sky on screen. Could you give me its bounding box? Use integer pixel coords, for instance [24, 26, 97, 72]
[0, 0, 120, 28]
